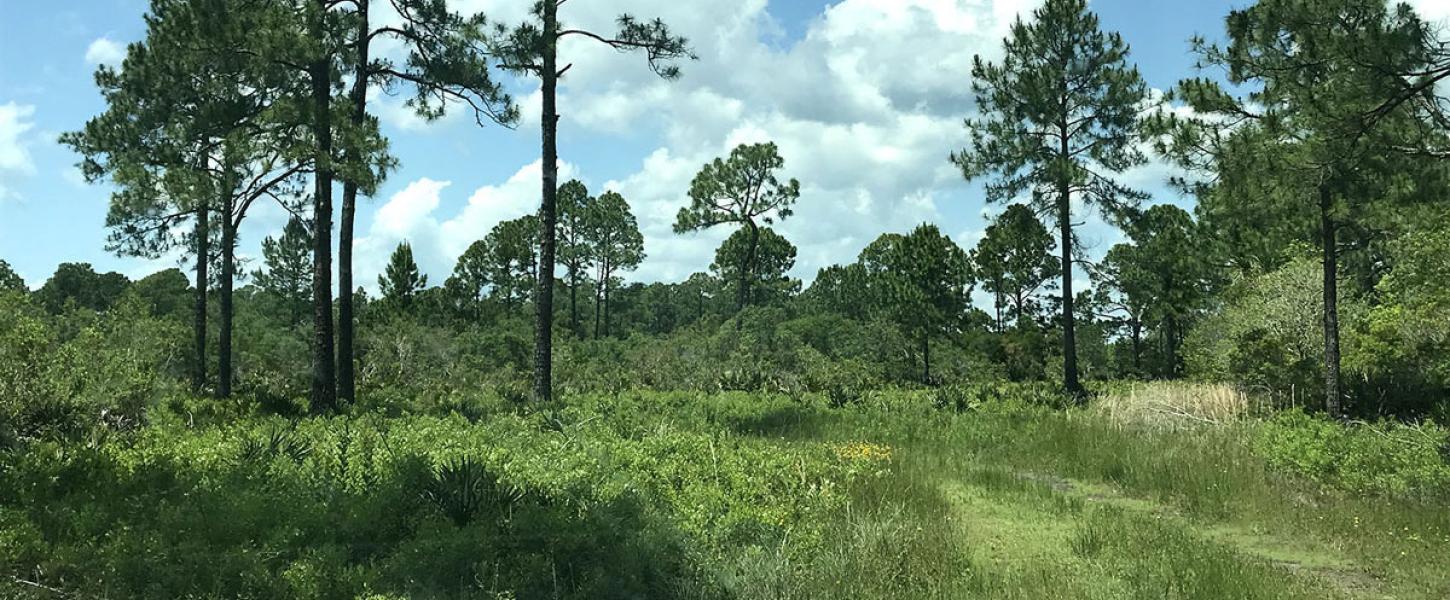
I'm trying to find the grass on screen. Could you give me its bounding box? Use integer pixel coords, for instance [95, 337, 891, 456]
[2, 383, 1447, 598]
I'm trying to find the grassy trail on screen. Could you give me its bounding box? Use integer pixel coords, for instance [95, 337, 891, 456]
[775, 389, 1447, 600]
[940, 469, 1380, 599]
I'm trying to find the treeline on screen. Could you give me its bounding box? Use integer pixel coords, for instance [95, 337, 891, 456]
[26, 0, 1450, 422]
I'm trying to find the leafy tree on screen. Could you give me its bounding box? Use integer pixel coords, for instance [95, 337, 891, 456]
[804, 263, 872, 320]
[710, 227, 798, 310]
[859, 225, 973, 384]
[252, 216, 313, 326]
[379, 241, 428, 308]
[556, 180, 594, 336]
[588, 191, 644, 337]
[0, 260, 24, 293]
[489, 2, 692, 401]
[35, 263, 130, 315]
[950, 0, 1149, 397]
[971, 204, 1059, 330]
[675, 142, 801, 315]
[132, 268, 191, 319]
[1153, 0, 1446, 416]
[1127, 205, 1214, 375]
[679, 272, 719, 324]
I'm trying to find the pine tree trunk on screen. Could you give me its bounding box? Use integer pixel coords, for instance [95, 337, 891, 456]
[994, 289, 1003, 332]
[219, 194, 236, 399]
[338, 0, 368, 405]
[1058, 119, 1082, 399]
[309, 0, 337, 413]
[594, 279, 602, 339]
[569, 266, 579, 337]
[192, 193, 209, 395]
[1320, 185, 1342, 418]
[736, 220, 759, 330]
[1131, 319, 1142, 375]
[921, 329, 931, 385]
[603, 277, 611, 337]
[1058, 179, 1082, 398]
[532, 3, 559, 402]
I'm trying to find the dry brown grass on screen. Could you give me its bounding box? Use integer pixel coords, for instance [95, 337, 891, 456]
[1094, 381, 1254, 429]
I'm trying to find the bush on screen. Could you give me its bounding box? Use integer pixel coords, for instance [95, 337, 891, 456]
[0, 292, 183, 448]
[1253, 410, 1450, 498]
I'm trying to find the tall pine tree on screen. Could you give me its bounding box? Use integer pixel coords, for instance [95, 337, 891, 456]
[951, 0, 1149, 397]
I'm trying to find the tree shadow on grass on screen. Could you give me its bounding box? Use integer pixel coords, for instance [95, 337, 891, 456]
[709, 401, 829, 440]
[0, 439, 722, 600]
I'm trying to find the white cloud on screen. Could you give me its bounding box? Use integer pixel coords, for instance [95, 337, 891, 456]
[1407, 0, 1450, 24]
[84, 37, 125, 67]
[354, 162, 580, 292]
[367, 0, 1205, 289]
[0, 102, 38, 201]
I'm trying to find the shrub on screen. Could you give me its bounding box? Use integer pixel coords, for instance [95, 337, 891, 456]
[1253, 410, 1450, 498]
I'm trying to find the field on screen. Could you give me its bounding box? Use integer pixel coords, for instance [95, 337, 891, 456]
[5, 383, 1447, 600]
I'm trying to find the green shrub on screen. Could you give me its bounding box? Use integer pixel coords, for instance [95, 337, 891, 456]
[1253, 411, 1450, 498]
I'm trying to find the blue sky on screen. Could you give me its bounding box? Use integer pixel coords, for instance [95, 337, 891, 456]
[2, 0, 1445, 292]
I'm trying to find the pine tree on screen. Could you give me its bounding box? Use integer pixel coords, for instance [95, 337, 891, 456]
[1152, 0, 1447, 415]
[858, 225, 973, 384]
[971, 205, 1059, 330]
[675, 142, 801, 316]
[951, 0, 1149, 398]
[253, 216, 313, 326]
[556, 180, 595, 336]
[710, 227, 798, 310]
[379, 241, 428, 308]
[587, 191, 644, 337]
[489, 4, 692, 401]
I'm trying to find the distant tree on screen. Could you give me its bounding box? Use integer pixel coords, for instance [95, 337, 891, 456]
[379, 241, 428, 308]
[710, 227, 798, 309]
[587, 191, 644, 337]
[859, 225, 973, 384]
[1091, 244, 1151, 375]
[132, 268, 191, 318]
[675, 142, 801, 315]
[679, 272, 719, 324]
[446, 239, 492, 320]
[253, 217, 314, 326]
[484, 215, 540, 309]
[971, 205, 1059, 330]
[556, 180, 595, 336]
[951, 0, 1150, 397]
[805, 263, 872, 319]
[489, 1, 693, 402]
[0, 260, 24, 293]
[36, 263, 130, 315]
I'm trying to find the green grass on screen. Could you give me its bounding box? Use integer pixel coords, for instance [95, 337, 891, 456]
[1, 387, 1446, 599]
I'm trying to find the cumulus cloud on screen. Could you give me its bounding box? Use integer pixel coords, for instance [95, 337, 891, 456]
[364, 0, 1208, 287]
[0, 102, 38, 201]
[84, 37, 125, 67]
[1407, 0, 1450, 24]
[353, 162, 580, 292]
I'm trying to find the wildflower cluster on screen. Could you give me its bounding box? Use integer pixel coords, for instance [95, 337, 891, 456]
[834, 441, 894, 462]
